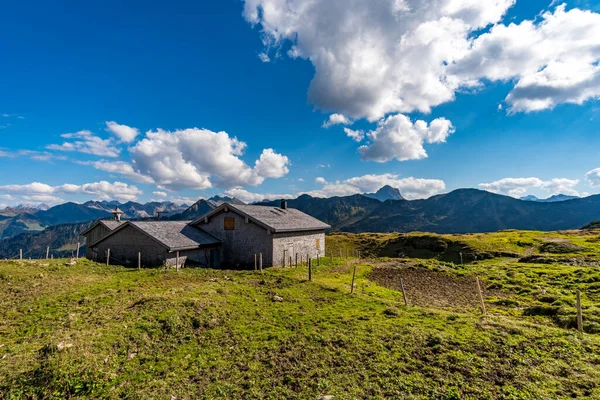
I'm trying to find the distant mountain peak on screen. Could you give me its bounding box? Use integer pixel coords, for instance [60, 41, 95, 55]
[521, 194, 579, 203]
[364, 185, 405, 202]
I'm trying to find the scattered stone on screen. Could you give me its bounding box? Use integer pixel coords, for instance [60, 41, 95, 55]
[104, 357, 109, 363]
[184, 354, 191, 359]
[319, 396, 334, 400]
[56, 342, 73, 351]
[128, 352, 137, 359]
[272, 295, 284, 302]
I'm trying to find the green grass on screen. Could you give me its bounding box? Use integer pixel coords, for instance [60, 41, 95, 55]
[1, 248, 600, 399]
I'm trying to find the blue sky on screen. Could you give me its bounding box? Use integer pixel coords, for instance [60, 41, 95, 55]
[1, 0, 599, 206]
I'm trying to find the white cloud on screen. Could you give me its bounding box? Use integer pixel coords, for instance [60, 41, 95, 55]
[82, 160, 155, 184]
[308, 173, 446, 200]
[244, 1, 600, 119]
[170, 196, 200, 206]
[0, 181, 142, 202]
[130, 128, 290, 190]
[344, 128, 365, 142]
[152, 191, 168, 198]
[358, 114, 454, 162]
[322, 113, 351, 128]
[586, 168, 600, 188]
[479, 177, 580, 197]
[258, 52, 271, 63]
[222, 173, 445, 202]
[453, 5, 600, 113]
[47, 130, 120, 157]
[223, 188, 295, 203]
[254, 149, 290, 179]
[105, 121, 140, 143]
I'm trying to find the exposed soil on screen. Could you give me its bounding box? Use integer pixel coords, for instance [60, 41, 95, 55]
[369, 263, 494, 310]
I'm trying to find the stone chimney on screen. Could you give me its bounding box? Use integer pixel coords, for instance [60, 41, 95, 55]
[280, 199, 287, 210]
[111, 206, 123, 222]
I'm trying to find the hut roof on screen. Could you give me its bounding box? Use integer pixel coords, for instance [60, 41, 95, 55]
[191, 203, 331, 233]
[90, 221, 221, 252]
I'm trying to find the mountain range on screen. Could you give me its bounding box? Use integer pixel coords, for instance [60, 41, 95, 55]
[520, 194, 580, 203]
[2, 188, 600, 259]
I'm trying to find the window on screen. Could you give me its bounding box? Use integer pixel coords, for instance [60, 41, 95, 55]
[224, 217, 235, 230]
[316, 239, 321, 250]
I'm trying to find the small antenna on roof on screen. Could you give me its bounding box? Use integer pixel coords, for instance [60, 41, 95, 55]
[156, 210, 166, 220]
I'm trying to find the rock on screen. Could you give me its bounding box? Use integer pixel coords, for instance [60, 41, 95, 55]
[319, 396, 335, 400]
[56, 342, 73, 351]
[272, 295, 284, 302]
[184, 354, 191, 359]
[128, 352, 137, 359]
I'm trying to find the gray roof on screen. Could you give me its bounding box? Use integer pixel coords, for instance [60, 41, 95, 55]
[92, 221, 221, 251]
[101, 220, 124, 230]
[128, 221, 221, 251]
[81, 219, 124, 236]
[192, 203, 331, 233]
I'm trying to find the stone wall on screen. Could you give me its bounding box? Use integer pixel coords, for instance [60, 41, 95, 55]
[272, 231, 326, 267]
[92, 225, 168, 267]
[197, 210, 274, 267]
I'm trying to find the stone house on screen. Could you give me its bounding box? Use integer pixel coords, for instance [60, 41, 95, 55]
[190, 201, 330, 267]
[86, 221, 222, 268]
[81, 200, 330, 269]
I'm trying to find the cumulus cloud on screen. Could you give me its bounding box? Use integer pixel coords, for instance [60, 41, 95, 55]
[105, 121, 140, 143]
[223, 188, 295, 203]
[152, 191, 168, 198]
[81, 160, 155, 184]
[47, 130, 120, 157]
[130, 128, 290, 190]
[308, 174, 446, 200]
[344, 128, 365, 142]
[244, 1, 600, 119]
[223, 173, 445, 202]
[0, 181, 142, 202]
[322, 113, 352, 128]
[479, 177, 580, 197]
[586, 168, 600, 188]
[358, 114, 454, 162]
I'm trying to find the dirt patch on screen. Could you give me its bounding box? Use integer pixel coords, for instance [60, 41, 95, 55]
[518, 255, 600, 267]
[369, 264, 492, 310]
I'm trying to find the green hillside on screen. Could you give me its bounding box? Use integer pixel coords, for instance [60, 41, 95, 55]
[2, 230, 600, 399]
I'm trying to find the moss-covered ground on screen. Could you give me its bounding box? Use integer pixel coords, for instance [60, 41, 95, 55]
[1, 230, 600, 399]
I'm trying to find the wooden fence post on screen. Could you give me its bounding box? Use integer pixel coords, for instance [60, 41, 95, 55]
[138, 252, 141, 271]
[330, 250, 333, 262]
[106, 249, 110, 266]
[20, 249, 22, 261]
[576, 289, 583, 333]
[259, 253, 263, 273]
[254, 254, 257, 271]
[339, 249, 342, 259]
[346, 248, 349, 259]
[358, 250, 361, 259]
[317, 254, 320, 266]
[176, 251, 180, 272]
[476, 277, 486, 316]
[400, 278, 409, 306]
[351, 264, 357, 294]
[308, 258, 312, 282]
[295, 253, 298, 268]
[76, 243, 80, 259]
[46, 247, 49, 260]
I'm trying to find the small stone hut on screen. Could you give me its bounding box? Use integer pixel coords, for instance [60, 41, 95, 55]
[190, 200, 330, 267]
[86, 221, 222, 268]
